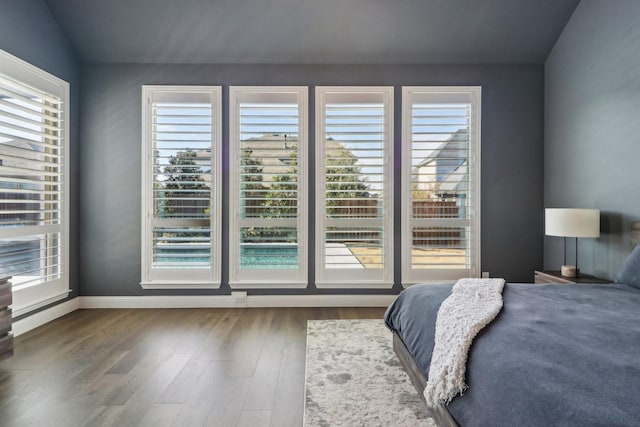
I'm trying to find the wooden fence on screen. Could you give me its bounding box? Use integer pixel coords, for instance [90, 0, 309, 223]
[412, 200, 462, 246]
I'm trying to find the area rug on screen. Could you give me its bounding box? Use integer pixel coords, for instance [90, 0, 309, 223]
[304, 319, 435, 426]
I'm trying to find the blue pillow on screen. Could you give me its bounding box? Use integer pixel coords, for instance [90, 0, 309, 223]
[615, 245, 640, 288]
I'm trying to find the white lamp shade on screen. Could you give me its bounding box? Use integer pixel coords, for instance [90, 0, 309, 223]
[545, 208, 600, 238]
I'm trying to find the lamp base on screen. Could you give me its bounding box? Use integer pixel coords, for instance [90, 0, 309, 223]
[561, 265, 578, 278]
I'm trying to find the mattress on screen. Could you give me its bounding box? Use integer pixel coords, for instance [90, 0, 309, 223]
[384, 282, 640, 426]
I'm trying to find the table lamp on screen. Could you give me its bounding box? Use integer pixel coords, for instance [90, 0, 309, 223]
[545, 208, 600, 277]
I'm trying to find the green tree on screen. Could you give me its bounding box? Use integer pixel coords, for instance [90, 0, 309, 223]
[264, 151, 298, 218]
[262, 142, 373, 218]
[325, 143, 370, 217]
[241, 149, 265, 192]
[162, 149, 208, 216]
[240, 149, 265, 241]
[240, 149, 265, 219]
[159, 149, 209, 243]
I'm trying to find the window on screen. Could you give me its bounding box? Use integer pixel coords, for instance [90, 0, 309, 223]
[401, 87, 481, 285]
[0, 49, 69, 315]
[229, 87, 308, 288]
[315, 87, 394, 288]
[141, 86, 221, 288]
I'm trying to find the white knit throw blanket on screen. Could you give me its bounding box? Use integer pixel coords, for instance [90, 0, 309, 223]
[424, 278, 505, 408]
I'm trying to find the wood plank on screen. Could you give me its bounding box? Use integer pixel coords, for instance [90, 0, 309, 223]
[190, 309, 242, 362]
[270, 308, 309, 427]
[0, 279, 13, 363]
[0, 281, 11, 308]
[237, 410, 272, 427]
[220, 308, 275, 376]
[79, 405, 125, 427]
[136, 403, 183, 427]
[0, 306, 388, 427]
[0, 308, 11, 336]
[204, 375, 252, 427]
[0, 334, 13, 360]
[8, 309, 129, 371]
[172, 360, 227, 426]
[156, 357, 211, 404]
[242, 309, 287, 411]
[106, 353, 191, 426]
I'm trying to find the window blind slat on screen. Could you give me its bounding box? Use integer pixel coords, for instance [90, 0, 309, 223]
[229, 87, 307, 285]
[402, 87, 480, 284]
[0, 55, 68, 296]
[143, 87, 221, 284]
[316, 87, 393, 286]
[0, 109, 62, 132]
[0, 165, 61, 177]
[0, 88, 62, 115]
[0, 142, 62, 159]
[0, 152, 59, 169]
[0, 132, 61, 150]
[0, 98, 63, 122]
[0, 68, 65, 255]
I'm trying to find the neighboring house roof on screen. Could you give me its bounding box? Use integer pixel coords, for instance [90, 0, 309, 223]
[412, 129, 468, 194]
[0, 138, 42, 169]
[438, 163, 468, 194]
[414, 129, 468, 168]
[198, 134, 349, 186]
[241, 134, 298, 184]
[189, 134, 351, 186]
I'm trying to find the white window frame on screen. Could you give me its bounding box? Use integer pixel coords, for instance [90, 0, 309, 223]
[315, 86, 394, 288]
[0, 49, 70, 316]
[229, 86, 308, 288]
[141, 85, 222, 288]
[401, 86, 481, 286]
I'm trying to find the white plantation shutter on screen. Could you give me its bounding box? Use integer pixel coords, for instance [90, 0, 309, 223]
[401, 87, 481, 285]
[0, 75, 64, 285]
[315, 87, 393, 288]
[229, 87, 307, 288]
[141, 86, 221, 287]
[0, 50, 69, 315]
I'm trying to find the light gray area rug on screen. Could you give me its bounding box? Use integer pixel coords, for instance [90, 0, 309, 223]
[304, 319, 435, 427]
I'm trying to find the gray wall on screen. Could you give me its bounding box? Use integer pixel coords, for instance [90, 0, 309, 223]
[0, 0, 81, 308]
[545, 0, 640, 280]
[79, 63, 544, 296]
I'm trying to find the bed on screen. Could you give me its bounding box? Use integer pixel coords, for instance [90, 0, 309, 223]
[384, 246, 640, 427]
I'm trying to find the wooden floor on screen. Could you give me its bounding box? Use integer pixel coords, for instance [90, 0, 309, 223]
[0, 307, 385, 427]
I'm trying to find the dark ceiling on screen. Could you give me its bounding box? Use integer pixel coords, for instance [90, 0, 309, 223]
[43, 0, 580, 64]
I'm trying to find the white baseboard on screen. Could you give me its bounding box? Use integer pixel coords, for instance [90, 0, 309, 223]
[13, 297, 80, 337]
[12, 294, 398, 336]
[247, 294, 396, 307]
[79, 294, 397, 309]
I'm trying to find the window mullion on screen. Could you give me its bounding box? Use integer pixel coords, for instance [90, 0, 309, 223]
[141, 86, 221, 288]
[229, 86, 308, 288]
[315, 86, 394, 288]
[0, 49, 69, 314]
[401, 86, 481, 286]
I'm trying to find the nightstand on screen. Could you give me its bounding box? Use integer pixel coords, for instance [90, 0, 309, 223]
[534, 270, 610, 285]
[0, 277, 12, 361]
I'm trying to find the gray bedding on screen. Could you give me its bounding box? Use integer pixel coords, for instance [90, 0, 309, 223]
[384, 282, 640, 426]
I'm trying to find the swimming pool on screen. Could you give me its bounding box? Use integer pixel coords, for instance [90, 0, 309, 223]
[240, 243, 298, 269]
[153, 243, 298, 268]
